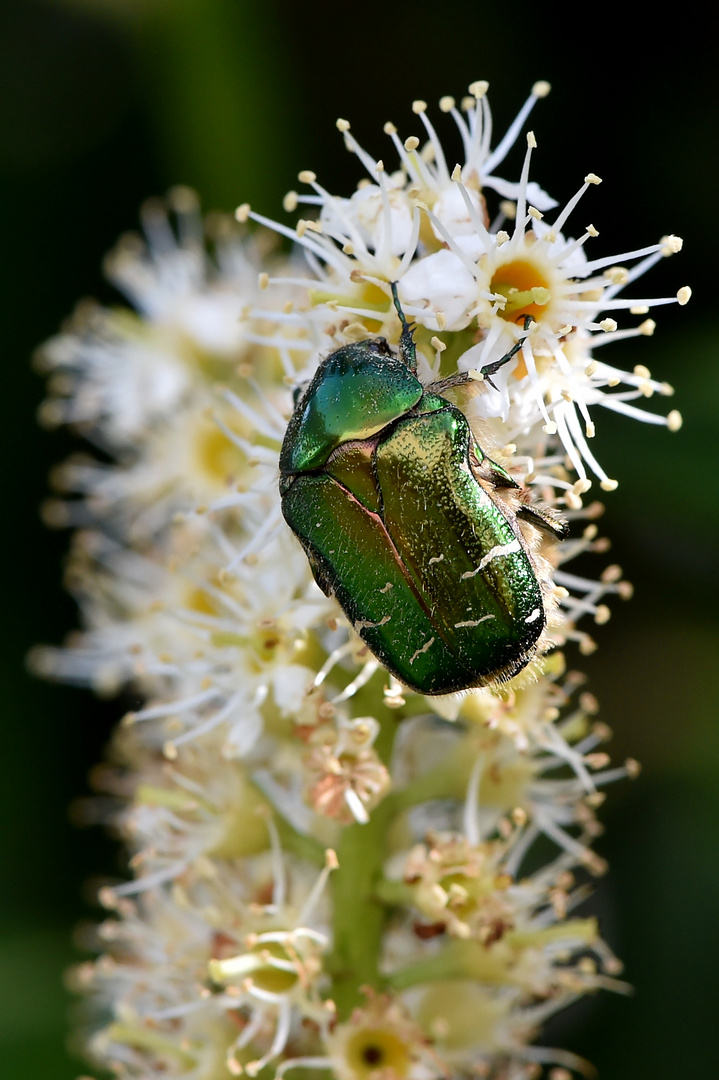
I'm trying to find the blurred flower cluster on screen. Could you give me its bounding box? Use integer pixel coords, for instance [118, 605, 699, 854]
[33, 82, 687, 1079]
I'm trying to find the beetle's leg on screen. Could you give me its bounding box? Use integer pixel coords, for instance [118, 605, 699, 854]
[390, 281, 418, 374]
[429, 316, 534, 395]
[477, 455, 520, 489]
[478, 315, 534, 390]
[516, 501, 569, 540]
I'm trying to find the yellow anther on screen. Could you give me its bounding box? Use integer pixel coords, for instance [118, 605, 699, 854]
[661, 234, 683, 255]
[468, 80, 489, 98]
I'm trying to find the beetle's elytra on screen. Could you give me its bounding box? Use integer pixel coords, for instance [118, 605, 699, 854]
[279, 286, 565, 696]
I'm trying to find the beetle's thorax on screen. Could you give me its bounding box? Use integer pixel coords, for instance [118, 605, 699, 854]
[280, 341, 423, 475]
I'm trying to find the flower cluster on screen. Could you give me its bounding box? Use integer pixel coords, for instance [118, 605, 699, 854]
[36, 83, 685, 1079]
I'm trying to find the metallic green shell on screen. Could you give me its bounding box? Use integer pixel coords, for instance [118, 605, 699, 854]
[280, 361, 545, 694]
[279, 341, 423, 475]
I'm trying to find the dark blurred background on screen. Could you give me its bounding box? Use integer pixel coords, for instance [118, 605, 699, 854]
[1, 0, 717, 1076]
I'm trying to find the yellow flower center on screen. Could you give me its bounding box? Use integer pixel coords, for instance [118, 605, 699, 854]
[490, 259, 551, 323]
[196, 424, 244, 485]
[345, 1027, 411, 1079]
[249, 940, 299, 994]
[186, 585, 218, 616]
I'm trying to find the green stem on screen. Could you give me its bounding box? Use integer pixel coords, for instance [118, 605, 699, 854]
[328, 719, 399, 1019]
[328, 800, 393, 1017]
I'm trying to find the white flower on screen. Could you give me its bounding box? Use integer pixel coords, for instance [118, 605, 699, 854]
[76, 845, 336, 1080]
[240, 83, 687, 492]
[38, 190, 279, 444]
[38, 191, 305, 540]
[115, 520, 334, 762]
[389, 828, 624, 990]
[38, 303, 194, 445]
[106, 187, 272, 359]
[320, 991, 440, 1080]
[389, 657, 635, 878]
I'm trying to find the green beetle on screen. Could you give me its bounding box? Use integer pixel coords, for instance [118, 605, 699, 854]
[279, 286, 565, 696]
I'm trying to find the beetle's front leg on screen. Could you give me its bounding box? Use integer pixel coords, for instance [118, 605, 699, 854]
[428, 317, 535, 396]
[477, 315, 534, 390]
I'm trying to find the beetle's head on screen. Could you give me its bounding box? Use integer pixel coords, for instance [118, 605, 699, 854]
[366, 337, 394, 358]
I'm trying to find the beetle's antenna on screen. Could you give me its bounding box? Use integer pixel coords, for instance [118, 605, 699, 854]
[479, 316, 534, 390]
[390, 281, 418, 374]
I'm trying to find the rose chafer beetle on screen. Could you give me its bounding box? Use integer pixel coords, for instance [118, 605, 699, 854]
[279, 286, 565, 696]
